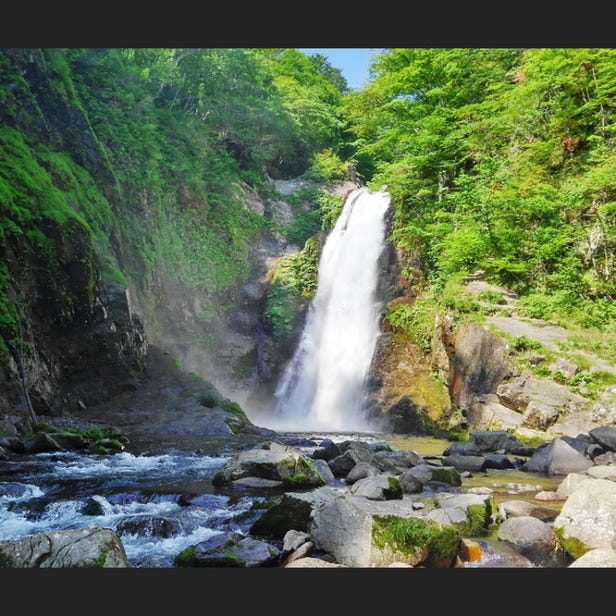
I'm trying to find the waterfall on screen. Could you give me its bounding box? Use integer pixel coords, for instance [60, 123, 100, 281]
[271, 186, 391, 432]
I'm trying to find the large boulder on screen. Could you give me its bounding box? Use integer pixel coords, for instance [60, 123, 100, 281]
[521, 438, 593, 475]
[250, 485, 497, 568]
[553, 477, 616, 556]
[174, 531, 280, 567]
[214, 441, 326, 488]
[0, 527, 131, 567]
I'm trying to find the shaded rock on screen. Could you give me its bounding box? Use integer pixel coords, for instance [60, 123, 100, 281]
[442, 454, 486, 473]
[497, 516, 571, 567]
[381, 395, 431, 433]
[22, 432, 64, 453]
[176, 531, 280, 567]
[371, 449, 425, 473]
[311, 439, 341, 461]
[404, 463, 462, 488]
[484, 454, 514, 470]
[116, 516, 180, 538]
[589, 426, 616, 452]
[446, 322, 512, 413]
[345, 461, 380, 485]
[81, 496, 107, 516]
[338, 440, 376, 462]
[468, 430, 525, 453]
[398, 471, 424, 494]
[521, 438, 593, 475]
[328, 450, 361, 478]
[442, 441, 482, 456]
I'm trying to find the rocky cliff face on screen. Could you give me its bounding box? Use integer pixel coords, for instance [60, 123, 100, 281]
[366, 251, 616, 438]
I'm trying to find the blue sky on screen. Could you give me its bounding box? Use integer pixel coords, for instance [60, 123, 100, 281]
[299, 48, 383, 90]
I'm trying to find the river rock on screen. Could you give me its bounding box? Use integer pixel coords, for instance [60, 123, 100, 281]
[553, 477, 616, 552]
[569, 548, 616, 567]
[0, 527, 131, 567]
[497, 516, 571, 567]
[521, 438, 593, 475]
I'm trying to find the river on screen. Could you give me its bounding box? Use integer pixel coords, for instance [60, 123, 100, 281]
[0, 429, 562, 568]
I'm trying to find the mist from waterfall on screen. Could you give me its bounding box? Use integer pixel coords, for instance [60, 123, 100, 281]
[269, 186, 391, 432]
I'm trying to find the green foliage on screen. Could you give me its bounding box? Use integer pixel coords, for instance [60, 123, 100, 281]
[553, 527, 589, 560]
[385, 476, 403, 499]
[304, 148, 350, 183]
[1, 47, 352, 366]
[343, 48, 616, 331]
[94, 548, 109, 567]
[281, 473, 309, 487]
[174, 546, 196, 566]
[372, 515, 461, 560]
[477, 290, 506, 304]
[211, 471, 227, 487]
[284, 210, 322, 246]
[512, 336, 544, 352]
[315, 190, 345, 230]
[263, 280, 300, 343]
[220, 399, 250, 423]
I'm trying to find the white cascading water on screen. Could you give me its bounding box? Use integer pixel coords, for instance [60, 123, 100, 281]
[271, 186, 391, 432]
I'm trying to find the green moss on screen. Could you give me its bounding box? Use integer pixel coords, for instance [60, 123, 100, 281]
[94, 547, 108, 567]
[465, 503, 492, 536]
[250, 499, 276, 511]
[212, 471, 227, 487]
[281, 473, 309, 487]
[249, 498, 311, 538]
[199, 386, 224, 409]
[384, 476, 403, 499]
[221, 399, 250, 423]
[553, 527, 590, 560]
[174, 545, 196, 566]
[91, 438, 124, 454]
[279, 456, 322, 486]
[372, 515, 461, 561]
[263, 279, 303, 343]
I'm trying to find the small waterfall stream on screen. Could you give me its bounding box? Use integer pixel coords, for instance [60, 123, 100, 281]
[271, 187, 391, 432]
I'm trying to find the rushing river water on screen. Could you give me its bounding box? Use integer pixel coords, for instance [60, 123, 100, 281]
[0, 430, 562, 568]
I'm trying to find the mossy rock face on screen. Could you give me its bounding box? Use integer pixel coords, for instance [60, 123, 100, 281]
[553, 527, 591, 560]
[372, 515, 461, 568]
[278, 456, 325, 487]
[463, 496, 501, 536]
[174, 534, 279, 567]
[384, 476, 403, 500]
[249, 495, 313, 539]
[430, 467, 462, 487]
